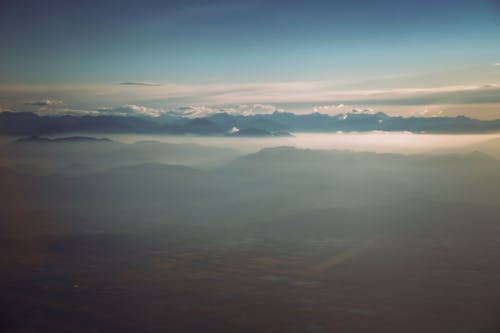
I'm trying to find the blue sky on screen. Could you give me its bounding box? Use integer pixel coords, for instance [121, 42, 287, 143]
[0, 0, 499, 118]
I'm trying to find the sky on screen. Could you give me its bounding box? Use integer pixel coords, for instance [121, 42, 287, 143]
[0, 0, 500, 118]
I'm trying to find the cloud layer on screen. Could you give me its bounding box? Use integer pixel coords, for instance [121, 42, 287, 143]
[2, 81, 500, 120]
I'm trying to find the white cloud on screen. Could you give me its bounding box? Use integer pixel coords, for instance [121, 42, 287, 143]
[169, 104, 283, 118]
[313, 105, 376, 116]
[313, 104, 347, 114]
[9, 102, 283, 118]
[230, 104, 282, 116]
[171, 106, 218, 118]
[35, 108, 99, 116]
[250, 104, 277, 114]
[352, 108, 376, 114]
[26, 99, 63, 106]
[123, 105, 163, 117]
[411, 108, 446, 118]
[21, 104, 164, 117]
[494, 63, 500, 67]
[97, 104, 164, 117]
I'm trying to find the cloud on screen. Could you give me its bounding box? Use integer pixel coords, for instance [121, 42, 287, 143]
[170, 104, 283, 118]
[96, 104, 164, 117]
[313, 104, 346, 114]
[17, 102, 278, 119]
[35, 108, 99, 116]
[140, 82, 500, 107]
[312, 105, 377, 116]
[417, 109, 444, 117]
[335, 108, 378, 120]
[3, 81, 500, 120]
[7, 81, 500, 108]
[369, 85, 500, 106]
[0, 105, 11, 112]
[119, 81, 162, 87]
[351, 108, 376, 114]
[173, 106, 218, 118]
[23, 104, 164, 117]
[228, 104, 283, 116]
[25, 99, 63, 106]
[494, 63, 500, 67]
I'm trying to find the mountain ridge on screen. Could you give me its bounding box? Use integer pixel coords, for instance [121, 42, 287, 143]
[2, 111, 500, 135]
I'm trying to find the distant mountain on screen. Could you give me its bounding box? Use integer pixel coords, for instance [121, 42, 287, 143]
[181, 118, 222, 134]
[2, 111, 500, 135]
[226, 146, 499, 177]
[0, 112, 161, 135]
[15, 135, 113, 143]
[465, 138, 500, 159]
[99, 162, 200, 177]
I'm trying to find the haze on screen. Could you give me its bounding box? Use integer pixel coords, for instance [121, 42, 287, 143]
[2, 0, 500, 332]
[106, 132, 500, 155]
[2, 131, 500, 332]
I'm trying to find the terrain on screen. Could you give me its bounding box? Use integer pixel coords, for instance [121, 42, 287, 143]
[1, 135, 500, 332]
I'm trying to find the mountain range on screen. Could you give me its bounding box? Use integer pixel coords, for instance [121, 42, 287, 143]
[2, 111, 500, 135]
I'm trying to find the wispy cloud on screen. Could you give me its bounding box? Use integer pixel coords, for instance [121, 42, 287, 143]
[140, 82, 500, 106]
[168, 104, 283, 118]
[35, 108, 98, 116]
[0, 105, 11, 112]
[119, 81, 163, 87]
[313, 104, 346, 113]
[3, 81, 500, 119]
[230, 104, 283, 116]
[33, 104, 165, 117]
[6, 81, 500, 106]
[418, 109, 444, 117]
[172, 106, 217, 118]
[29, 103, 284, 118]
[96, 105, 164, 117]
[25, 99, 63, 106]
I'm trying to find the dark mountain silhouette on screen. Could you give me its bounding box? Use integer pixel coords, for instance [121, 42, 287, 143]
[15, 135, 113, 143]
[181, 118, 222, 134]
[2, 111, 500, 135]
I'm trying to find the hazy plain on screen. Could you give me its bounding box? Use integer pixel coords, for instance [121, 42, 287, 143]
[1, 131, 500, 332]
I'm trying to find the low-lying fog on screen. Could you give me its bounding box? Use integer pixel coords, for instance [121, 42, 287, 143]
[4, 132, 500, 173]
[105, 131, 500, 155]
